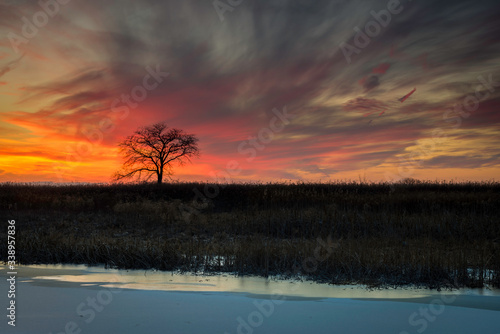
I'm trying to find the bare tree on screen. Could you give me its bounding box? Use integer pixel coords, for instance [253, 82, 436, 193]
[113, 122, 199, 184]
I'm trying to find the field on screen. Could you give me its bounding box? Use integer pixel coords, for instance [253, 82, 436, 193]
[1, 181, 499, 288]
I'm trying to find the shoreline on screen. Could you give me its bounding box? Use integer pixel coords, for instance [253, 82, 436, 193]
[5, 264, 500, 296]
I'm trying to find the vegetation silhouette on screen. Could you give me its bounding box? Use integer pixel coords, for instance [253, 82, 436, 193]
[1, 180, 498, 288]
[113, 122, 199, 184]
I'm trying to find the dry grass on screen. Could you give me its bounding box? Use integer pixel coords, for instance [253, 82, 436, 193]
[0, 180, 498, 288]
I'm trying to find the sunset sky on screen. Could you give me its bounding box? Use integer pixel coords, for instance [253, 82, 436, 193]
[0, 0, 499, 183]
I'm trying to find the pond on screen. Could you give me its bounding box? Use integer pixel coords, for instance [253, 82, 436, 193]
[1, 264, 499, 334]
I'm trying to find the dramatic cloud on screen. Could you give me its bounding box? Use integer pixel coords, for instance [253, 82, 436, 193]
[0, 0, 499, 183]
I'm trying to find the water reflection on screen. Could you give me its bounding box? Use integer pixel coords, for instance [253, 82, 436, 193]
[6, 264, 500, 300]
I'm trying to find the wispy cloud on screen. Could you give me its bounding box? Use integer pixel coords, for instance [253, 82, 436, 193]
[0, 0, 499, 182]
[0, 53, 24, 79]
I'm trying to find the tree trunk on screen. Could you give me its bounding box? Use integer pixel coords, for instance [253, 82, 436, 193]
[157, 172, 163, 184]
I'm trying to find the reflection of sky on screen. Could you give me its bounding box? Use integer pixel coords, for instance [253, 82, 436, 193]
[12, 264, 500, 299]
[0, 0, 499, 183]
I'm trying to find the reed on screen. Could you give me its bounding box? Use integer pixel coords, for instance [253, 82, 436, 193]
[0, 180, 498, 288]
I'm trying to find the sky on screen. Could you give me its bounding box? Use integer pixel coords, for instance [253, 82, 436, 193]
[0, 0, 499, 183]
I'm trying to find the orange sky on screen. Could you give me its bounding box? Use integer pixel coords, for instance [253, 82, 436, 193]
[0, 0, 499, 183]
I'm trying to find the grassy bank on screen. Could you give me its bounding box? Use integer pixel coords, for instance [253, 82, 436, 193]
[1, 181, 499, 288]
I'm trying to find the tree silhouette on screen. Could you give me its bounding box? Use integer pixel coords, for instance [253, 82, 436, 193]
[113, 122, 199, 184]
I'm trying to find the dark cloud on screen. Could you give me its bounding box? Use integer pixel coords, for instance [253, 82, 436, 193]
[363, 75, 380, 92]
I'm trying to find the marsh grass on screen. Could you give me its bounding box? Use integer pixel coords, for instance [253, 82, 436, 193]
[0, 180, 498, 288]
